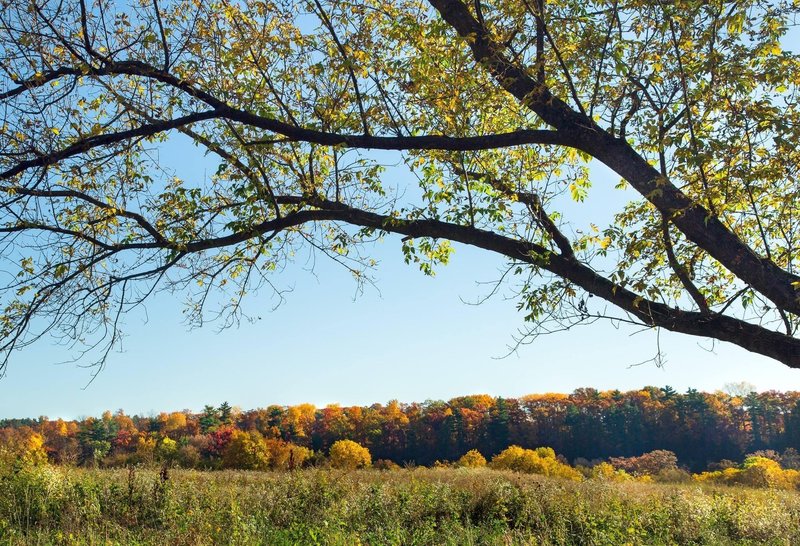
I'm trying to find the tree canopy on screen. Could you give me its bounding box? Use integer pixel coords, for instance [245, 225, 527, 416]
[4, 388, 800, 471]
[1, 0, 799, 373]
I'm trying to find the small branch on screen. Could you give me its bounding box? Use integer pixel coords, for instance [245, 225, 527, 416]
[535, 0, 545, 82]
[1, 185, 168, 245]
[521, 0, 586, 116]
[222, 119, 282, 219]
[667, 16, 714, 215]
[0, 110, 222, 180]
[311, 0, 371, 135]
[79, 0, 111, 63]
[152, 0, 170, 70]
[0, 67, 80, 100]
[589, 1, 617, 117]
[458, 157, 476, 227]
[0, 223, 117, 251]
[452, 167, 574, 258]
[661, 216, 710, 314]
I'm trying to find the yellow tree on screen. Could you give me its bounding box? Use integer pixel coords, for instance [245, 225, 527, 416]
[329, 439, 372, 469]
[222, 430, 271, 470]
[264, 438, 313, 470]
[0, 427, 48, 468]
[283, 404, 317, 445]
[456, 449, 487, 468]
[0, 0, 798, 374]
[160, 412, 188, 439]
[490, 445, 581, 480]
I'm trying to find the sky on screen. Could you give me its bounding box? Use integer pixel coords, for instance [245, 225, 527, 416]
[2, 133, 799, 421]
[3, 19, 800, 421]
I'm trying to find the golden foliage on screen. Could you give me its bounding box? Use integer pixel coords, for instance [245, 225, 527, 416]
[329, 439, 371, 469]
[456, 449, 487, 468]
[694, 456, 800, 490]
[490, 445, 582, 481]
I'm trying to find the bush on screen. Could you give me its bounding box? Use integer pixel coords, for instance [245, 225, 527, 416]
[654, 467, 692, 483]
[608, 450, 678, 477]
[707, 459, 738, 471]
[781, 448, 800, 470]
[176, 444, 201, 468]
[221, 431, 271, 470]
[736, 456, 800, 489]
[456, 449, 487, 468]
[374, 459, 401, 471]
[490, 446, 582, 481]
[694, 456, 800, 489]
[588, 462, 631, 482]
[329, 440, 371, 469]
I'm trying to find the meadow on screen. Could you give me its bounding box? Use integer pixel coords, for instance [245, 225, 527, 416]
[2, 465, 800, 545]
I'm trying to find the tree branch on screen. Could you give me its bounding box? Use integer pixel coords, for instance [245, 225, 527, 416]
[168, 196, 799, 366]
[0, 110, 222, 180]
[426, 0, 800, 315]
[661, 216, 710, 314]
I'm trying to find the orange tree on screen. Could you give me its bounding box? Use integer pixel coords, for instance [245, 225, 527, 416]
[1, 0, 799, 374]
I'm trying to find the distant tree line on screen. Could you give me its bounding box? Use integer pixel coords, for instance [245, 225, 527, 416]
[2, 387, 800, 471]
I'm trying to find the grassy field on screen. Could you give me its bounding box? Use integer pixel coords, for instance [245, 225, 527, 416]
[1, 465, 799, 545]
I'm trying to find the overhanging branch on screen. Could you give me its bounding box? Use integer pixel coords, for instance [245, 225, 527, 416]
[426, 0, 800, 316]
[79, 195, 796, 366]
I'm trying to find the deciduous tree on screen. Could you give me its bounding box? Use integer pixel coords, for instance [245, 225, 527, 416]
[456, 448, 487, 467]
[1, 0, 799, 372]
[329, 439, 371, 469]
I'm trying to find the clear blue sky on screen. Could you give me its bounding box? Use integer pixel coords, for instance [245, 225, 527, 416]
[2, 142, 800, 421]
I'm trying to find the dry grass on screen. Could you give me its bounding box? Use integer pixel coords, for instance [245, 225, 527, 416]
[1, 465, 799, 545]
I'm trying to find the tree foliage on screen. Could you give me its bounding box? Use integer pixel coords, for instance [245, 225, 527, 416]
[0, 427, 47, 469]
[608, 449, 678, 476]
[3, 388, 800, 471]
[489, 445, 582, 480]
[456, 448, 487, 468]
[695, 455, 800, 489]
[222, 430, 271, 470]
[0, 0, 799, 371]
[329, 439, 371, 469]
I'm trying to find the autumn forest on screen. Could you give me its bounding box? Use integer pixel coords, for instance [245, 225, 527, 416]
[4, 387, 800, 473]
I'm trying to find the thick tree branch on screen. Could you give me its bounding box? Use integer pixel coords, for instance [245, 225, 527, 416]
[427, 0, 800, 315]
[169, 197, 799, 366]
[0, 111, 569, 187]
[2, 60, 572, 151]
[30, 191, 786, 365]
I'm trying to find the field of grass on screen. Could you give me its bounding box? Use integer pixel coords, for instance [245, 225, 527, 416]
[1, 465, 800, 545]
